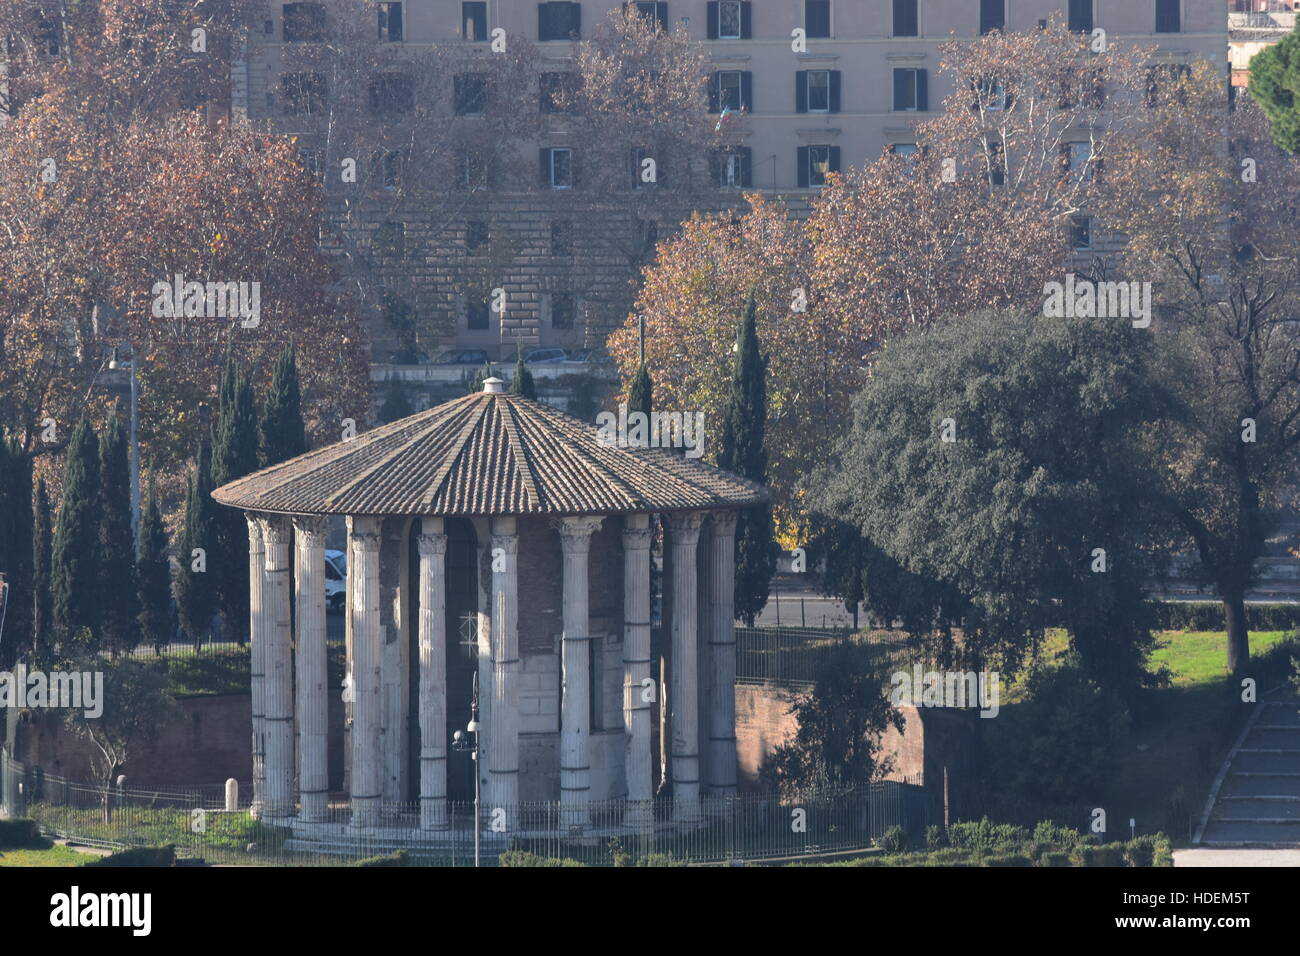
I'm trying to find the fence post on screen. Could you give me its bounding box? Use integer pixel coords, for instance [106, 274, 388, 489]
[225, 778, 239, 812]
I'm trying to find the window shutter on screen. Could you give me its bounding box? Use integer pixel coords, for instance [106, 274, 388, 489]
[740, 146, 753, 187]
[538, 3, 549, 40]
[656, 2, 669, 29]
[540, 148, 551, 186]
[570, 149, 580, 188]
[709, 151, 721, 186]
[829, 71, 841, 113]
[706, 1, 719, 38]
[917, 70, 929, 111]
[828, 146, 841, 175]
[797, 146, 810, 188]
[893, 69, 907, 111]
[740, 1, 753, 38]
[796, 71, 808, 113]
[741, 71, 753, 112]
[708, 72, 720, 112]
[570, 2, 581, 39]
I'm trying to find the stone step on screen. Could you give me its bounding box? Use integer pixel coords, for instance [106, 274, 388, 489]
[1213, 796, 1300, 820]
[1232, 749, 1300, 772]
[1221, 774, 1300, 798]
[1199, 819, 1300, 846]
[1243, 728, 1300, 749]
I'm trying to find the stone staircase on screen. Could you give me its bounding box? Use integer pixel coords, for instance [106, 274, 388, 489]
[1198, 698, 1300, 847]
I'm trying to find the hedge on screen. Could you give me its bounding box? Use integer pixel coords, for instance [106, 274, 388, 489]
[0, 819, 45, 849]
[85, 845, 177, 867]
[1148, 602, 1300, 632]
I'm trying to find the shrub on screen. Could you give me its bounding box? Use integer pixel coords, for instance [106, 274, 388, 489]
[878, 825, 908, 854]
[1123, 836, 1156, 868]
[1040, 851, 1073, 867]
[0, 819, 45, 849]
[947, 818, 1028, 854]
[983, 854, 1033, 867]
[497, 850, 586, 867]
[1153, 835, 1174, 868]
[356, 850, 410, 867]
[925, 824, 948, 850]
[636, 853, 688, 867]
[85, 845, 176, 867]
[1032, 820, 1082, 848]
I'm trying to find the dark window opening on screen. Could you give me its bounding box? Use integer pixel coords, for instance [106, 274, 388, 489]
[378, 2, 404, 41]
[463, 1, 488, 40]
[283, 3, 326, 42]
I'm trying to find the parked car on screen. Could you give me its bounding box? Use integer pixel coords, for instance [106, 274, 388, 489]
[523, 347, 567, 364]
[561, 348, 615, 368]
[325, 549, 347, 613]
[435, 348, 491, 365]
[387, 348, 430, 365]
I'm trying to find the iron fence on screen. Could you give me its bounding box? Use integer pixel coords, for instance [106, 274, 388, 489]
[0, 754, 926, 866]
[735, 626, 904, 688]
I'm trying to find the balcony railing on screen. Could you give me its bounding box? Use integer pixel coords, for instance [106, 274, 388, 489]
[1229, 11, 1297, 30]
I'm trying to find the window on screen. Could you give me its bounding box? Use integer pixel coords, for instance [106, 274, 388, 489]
[462, 149, 492, 188]
[711, 71, 752, 112]
[1069, 215, 1092, 250]
[374, 221, 405, 259]
[1155, 0, 1181, 33]
[37, 19, 61, 56]
[1059, 68, 1105, 109]
[463, 1, 488, 40]
[1145, 63, 1190, 106]
[551, 292, 575, 329]
[798, 145, 840, 188]
[551, 221, 573, 256]
[281, 73, 327, 115]
[797, 70, 840, 113]
[369, 73, 414, 115]
[539, 2, 582, 41]
[465, 220, 489, 253]
[455, 74, 488, 115]
[984, 140, 1005, 186]
[893, 68, 928, 112]
[630, 147, 663, 188]
[973, 76, 1010, 110]
[540, 72, 577, 113]
[711, 146, 753, 187]
[710, 0, 752, 39]
[283, 3, 326, 42]
[297, 146, 325, 180]
[1068, 0, 1093, 33]
[629, 2, 668, 29]
[467, 299, 490, 330]
[1062, 141, 1100, 181]
[541, 147, 574, 188]
[372, 148, 405, 188]
[893, 0, 918, 37]
[805, 0, 831, 38]
[980, 0, 1005, 35]
[378, 2, 403, 41]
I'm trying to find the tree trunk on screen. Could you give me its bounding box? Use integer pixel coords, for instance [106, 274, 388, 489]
[1223, 589, 1250, 676]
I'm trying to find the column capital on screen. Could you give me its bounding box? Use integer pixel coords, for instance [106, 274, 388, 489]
[709, 510, 739, 537]
[257, 514, 292, 547]
[622, 516, 653, 551]
[292, 514, 330, 547]
[349, 516, 382, 552]
[246, 513, 265, 549]
[554, 515, 604, 553]
[491, 533, 519, 556]
[416, 532, 448, 557]
[667, 511, 705, 545]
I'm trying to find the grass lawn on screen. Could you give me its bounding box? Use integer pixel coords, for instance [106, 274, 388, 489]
[0, 843, 100, 867]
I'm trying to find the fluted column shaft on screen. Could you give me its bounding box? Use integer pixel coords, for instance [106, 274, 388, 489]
[259, 515, 294, 821]
[246, 515, 266, 818]
[488, 517, 520, 826]
[417, 520, 448, 830]
[621, 514, 654, 826]
[293, 515, 329, 822]
[557, 516, 603, 824]
[348, 517, 383, 828]
[668, 512, 704, 822]
[705, 511, 739, 798]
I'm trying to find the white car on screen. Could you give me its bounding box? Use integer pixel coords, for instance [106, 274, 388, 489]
[325, 549, 347, 613]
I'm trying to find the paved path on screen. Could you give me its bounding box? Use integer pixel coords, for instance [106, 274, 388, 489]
[1175, 848, 1300, 866]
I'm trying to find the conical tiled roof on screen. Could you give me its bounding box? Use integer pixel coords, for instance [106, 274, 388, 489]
[211, 390, 767, 517]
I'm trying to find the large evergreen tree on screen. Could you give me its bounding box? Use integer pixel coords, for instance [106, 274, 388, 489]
[259, 344, 307, 468]
[136, 478, 172, 654]
[52, 416, 102, 652]
[176, 439, 217, 646]
[717, 296, 775, 626]
[1249, 27, 1300, 154]
[32, 478, 54, 666]
[627, 362, 653, 421]
[379, 376, 414, 424]
[0, 432, 33, 668]
[510, 344, 538, 400]
[211, 357, 259, 641]
[98, 413, 140, 655]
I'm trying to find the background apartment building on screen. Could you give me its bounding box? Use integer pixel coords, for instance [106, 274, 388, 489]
[235, 1, 1227, 365]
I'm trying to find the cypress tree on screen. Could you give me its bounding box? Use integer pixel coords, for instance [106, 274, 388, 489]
[259, 344, 307, 468]
[379, 375, 413, 424]
[509, 343, 537, 400]
[98, 413, 140, 655]
[717, 296, 775, 626]
[0, 434, 31, 669]
[32, 478, 54, 666]
[627, 362, 653, 421]
[176, 439, 217, 645]
[212, 357, 259, 640]
[52, 415, 102, 652]
[136, 478, 172, 655]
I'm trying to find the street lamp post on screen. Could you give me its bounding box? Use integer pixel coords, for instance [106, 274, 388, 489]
[451, 670, 481, 867]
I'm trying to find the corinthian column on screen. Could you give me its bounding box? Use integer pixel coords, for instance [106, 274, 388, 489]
[348, 517, 383, 828]
[705, 510, 738, 799]
[621, 514, 654, 828]
[417, 520, 448, 830]
[667, 512, 704, 822]
[293, 515, 329, 822]
[259, 515, 294, 821]
[556, 515, 604, 826]
[487, 517, 520, 828]
[246, 514, 266, 818]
